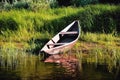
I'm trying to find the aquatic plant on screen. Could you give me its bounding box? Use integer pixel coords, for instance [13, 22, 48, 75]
[0, 5, 119, 71]
[76, 46, 120, 71]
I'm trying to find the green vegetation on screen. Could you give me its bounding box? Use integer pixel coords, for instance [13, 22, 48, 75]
[0, 0, 119, 11]
[56, 0, 120, 7]
[0, 4, 120, 71]
[0, 4, 119, 51]
[57, 0, 99, 7]
[0, 0, 53, 10]
[75, 32, 120, 72]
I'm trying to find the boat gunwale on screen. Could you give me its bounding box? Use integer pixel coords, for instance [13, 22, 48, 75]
[40, 20, 81, 54]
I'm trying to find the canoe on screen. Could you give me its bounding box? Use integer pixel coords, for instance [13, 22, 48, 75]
[40, 20, 81, 55]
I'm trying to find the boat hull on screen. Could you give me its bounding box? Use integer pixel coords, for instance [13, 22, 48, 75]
[44, 40, 77, 54]
[40, 20, 80, 55]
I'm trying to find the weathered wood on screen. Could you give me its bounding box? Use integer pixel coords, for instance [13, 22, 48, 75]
[47, 43, 67, 46]
[60, 31, 78, 35]
[40, 20, 80, 55]
[51, 39, 55, 43]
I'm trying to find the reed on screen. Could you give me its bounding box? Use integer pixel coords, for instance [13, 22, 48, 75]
[0, 42, 40, 69]
[80, 32, 118, 45]
[76, 32, 120, 72]
[76, 46, 120, 71]
[0, 5, 119, 42]
[0, 4, 120, 70]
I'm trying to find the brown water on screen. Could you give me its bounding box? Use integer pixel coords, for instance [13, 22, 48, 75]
[0, 56, 119, 80]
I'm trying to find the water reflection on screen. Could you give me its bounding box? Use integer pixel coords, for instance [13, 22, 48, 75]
[0, 54, 119, 80]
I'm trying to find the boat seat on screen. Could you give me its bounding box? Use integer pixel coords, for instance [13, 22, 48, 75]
[51, 39, 55, 43]
[59, 31, 78, 35]
[47, 43, 67, 46]
[47, 43, 66, 49]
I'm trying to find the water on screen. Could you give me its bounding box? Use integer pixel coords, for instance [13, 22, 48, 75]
[0, 56, 119, 80]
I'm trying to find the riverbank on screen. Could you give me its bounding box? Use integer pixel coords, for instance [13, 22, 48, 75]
[0, 4, 120, 53]
[39, 32, 120, 73]
[0, 4, 120, 71]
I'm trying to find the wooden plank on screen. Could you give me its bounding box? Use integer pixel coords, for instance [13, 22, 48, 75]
[51, 39, 55, 43]
[47, 43, 67, 46]
[60, 31, 78, 35]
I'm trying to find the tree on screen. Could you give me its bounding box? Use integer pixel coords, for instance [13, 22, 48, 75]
[57, 0, 71, 6]
[99, 0, 120, 4]
[57, 0, 98, 7]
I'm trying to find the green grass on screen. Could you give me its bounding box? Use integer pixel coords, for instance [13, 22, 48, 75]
[81, 32, 116, 43]
[0, 4, 119, 50]
[76, 46, 120, 72]
[0, 4, 120, 70]
[75, 32, 120, 72]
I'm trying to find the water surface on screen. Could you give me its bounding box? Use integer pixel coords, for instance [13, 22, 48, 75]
[0, 56, 119, 80]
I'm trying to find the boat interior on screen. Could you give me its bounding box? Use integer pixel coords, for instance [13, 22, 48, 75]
[47, 21, 79, 48]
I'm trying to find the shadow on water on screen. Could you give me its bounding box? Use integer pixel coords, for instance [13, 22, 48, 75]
[0, 68, 21, 80]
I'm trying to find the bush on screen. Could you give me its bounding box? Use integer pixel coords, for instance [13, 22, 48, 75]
[57, 0, 99, 7]
[0, 0, 52, 10]
[99, 0, 120, 4]
[50, 0, 58, 8]
[37, 5, 120, 33]
[70, 0, 99, 6]
[13, 1, 30, 9]
[0, 5, 119, 37]
[0, 18, 18, 34]
[94, 5, 120, 33]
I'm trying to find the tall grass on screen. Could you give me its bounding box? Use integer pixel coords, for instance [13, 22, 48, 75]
[80, 32, 116, 43]
[75, 44, 120, 72]
[0, 5, 120, 68]
[0, 7, 119, 37]
[0, 41, 42, 69]
[0, 5, 119, 42]
[75, 31, 120, 72]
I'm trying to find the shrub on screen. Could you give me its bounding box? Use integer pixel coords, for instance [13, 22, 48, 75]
[70, 0, 99, 6]
[0, 5, 119, 38]
[0, 0, 52, 10]
[99, 0, 120, 4]
[49, 0, 58, 8]
[0, 5, 119, 53]
[57, 0, 99, 7]
[13, 1, 30, 9]
[0, 18, 18, 34]
[77, 5, 120, 33]
[57, 0, 71, 6]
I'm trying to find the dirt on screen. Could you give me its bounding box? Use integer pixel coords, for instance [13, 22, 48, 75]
[44, 41, 104, 64]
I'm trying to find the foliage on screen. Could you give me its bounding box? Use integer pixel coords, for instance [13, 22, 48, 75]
[0, 18, 18, 34]
[57, 0, 71, 6]
[99, 0, 120, 4]
[56, 0, 99, 7]
[0, 0, 54, 10]
[0, 0, 119, 10]
[0, 4, 120, 53]
[56, 0, 119, 7]
[80, 32, 115, 42]
[49, 0, 58, 8]
[79, 5, 120, 33]
[0, 5, 120, 37]
[13, 1, 29, 9]
[76, 46, 120, 72]
[70, 0, 99, 6]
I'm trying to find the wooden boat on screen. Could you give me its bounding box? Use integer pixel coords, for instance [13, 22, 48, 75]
[40, 20, 81, 55]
